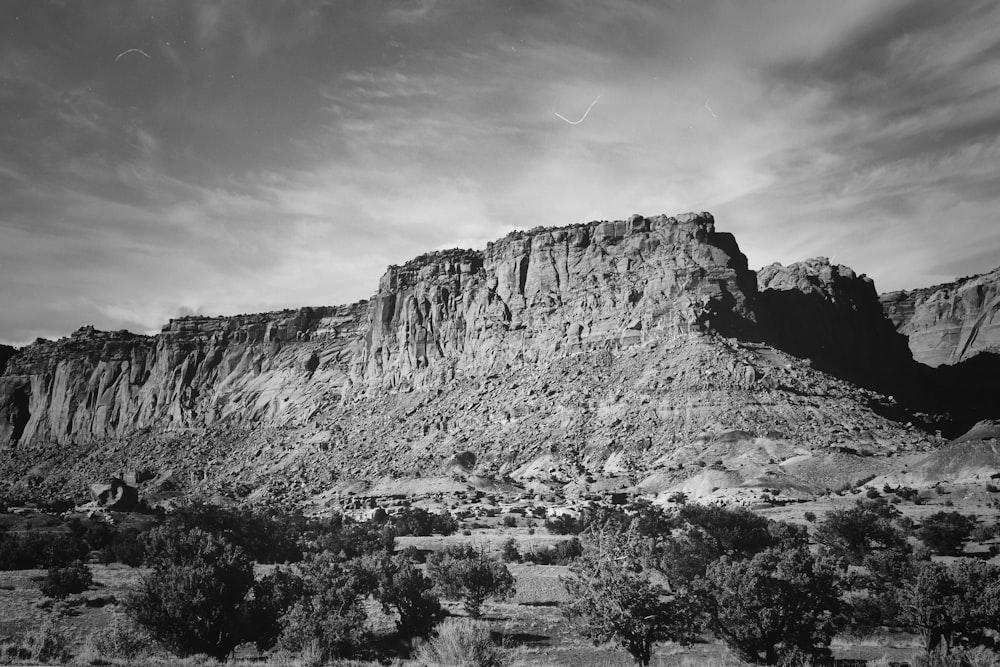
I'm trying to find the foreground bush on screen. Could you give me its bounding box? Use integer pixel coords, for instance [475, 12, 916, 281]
[415, 618, 508, 667]
[564, 529, 696, 666]
[126, 525, 294, 660]
[427, 544, 515, 618]
[0, 531, 88, 570]
[696, 546, 841, 665]
[40, 560, 92, 599]
[918, 511, 976, 556]
[364, 551, 445, 640]
[18, 616, 72, 664]
[79, 616, 150, 662]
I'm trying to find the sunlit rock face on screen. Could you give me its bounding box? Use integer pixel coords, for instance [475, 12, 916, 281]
[353, 212, 760, 393]
[0, 305, 367, 447]
[881, 266, 1000, 367]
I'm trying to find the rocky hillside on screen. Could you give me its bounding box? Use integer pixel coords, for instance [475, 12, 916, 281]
[0, 211, 981, 504]
[881, 265, 1000, 366]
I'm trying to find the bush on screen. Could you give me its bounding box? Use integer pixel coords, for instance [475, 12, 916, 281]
[0, 531, 88, 570]
[79, 616, 149, 662]
[522, 537, 583, 565]
[414, 618, 508, 667]
[427, 544, 515, 618]
[100, 527, 147, 566]
[40, 560, 92, 599]
[918, 512, 976, 556]
[21, 616, 72, 664]
[499, 538, 521, 563]
[359, 551, 445, 641]
[390, 507, 458, 537]
[279, 553, 371, 661]
[502, 515, 517, 528]
[804, 511, 816, 523]
[564, 530, 697, 666]
[126, 525, 294, 660]
[545, 514, 584, 535]
[815, 498, 909, 565]
[696, 546, 842, 665]
[166, 503, 305, 563]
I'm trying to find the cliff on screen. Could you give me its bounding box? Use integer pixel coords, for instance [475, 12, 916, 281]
[757, 258, 913, 389]
[881, 266, 1000, 367]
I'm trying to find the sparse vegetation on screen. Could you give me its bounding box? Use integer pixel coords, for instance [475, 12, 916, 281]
[427, 543, 515, 618]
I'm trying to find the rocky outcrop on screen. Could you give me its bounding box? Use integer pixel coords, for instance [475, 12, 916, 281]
[354, 213, 760, 393]
[757, 258, 913, 388]
[0, 304, 366, 447]
[881, 266, 1000, 367]
[0, 345, 16, 375]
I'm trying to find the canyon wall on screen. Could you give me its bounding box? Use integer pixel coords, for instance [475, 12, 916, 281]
[881, 266, 1000, 367]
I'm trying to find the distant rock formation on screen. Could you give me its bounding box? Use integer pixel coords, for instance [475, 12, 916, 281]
[757, 258, 913, 389]
[881, 265, 1000, 366]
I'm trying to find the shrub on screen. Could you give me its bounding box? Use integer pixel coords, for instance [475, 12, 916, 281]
[21, 616, 72, 664]
[545, 514, 584, 535]
[427, 544, 515, 618]
[502, 515, 517, 528]
[165, 503, 305, 563]
[696, 546, 842, 665]
[40, 560, 92, 599]
[918, 512, 976, 556]
[0, 531, 88, 570]
[358, 551, 445, 641]
[80, 616, 149, 662]
[126, 525, 293, 660]
[414, 618, 508, 667]
[100, 527, 147, 566]
[564, 530, 697, 666]
[499, 538, 521, 563]
[390, 507, 458, 537]
[279, 553, 371, 660]
[523, 537, 583, 565]
[815, 498, 910, 565]
[804, 511, 816, 523]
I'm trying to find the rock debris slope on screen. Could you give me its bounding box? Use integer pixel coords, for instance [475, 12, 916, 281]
[0, 212, 971, 502]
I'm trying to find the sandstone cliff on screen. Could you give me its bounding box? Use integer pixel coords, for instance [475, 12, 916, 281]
[757, 258, 913, 389]
[0, 211, 951, 502]
[881, 265, 1000, 367]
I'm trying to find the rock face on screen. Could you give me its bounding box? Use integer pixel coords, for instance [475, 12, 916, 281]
[355, 213, 759, 393]
[881, 266, 1000, 367]
[757, 258, 913, 388]
[0, 211, 962, 501]
[0, 305, 366, 447]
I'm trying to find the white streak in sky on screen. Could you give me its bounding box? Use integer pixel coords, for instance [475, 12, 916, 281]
[115, 49, 151, 63]
[704, 100, 718, 118]
[554, 96, 600, 125]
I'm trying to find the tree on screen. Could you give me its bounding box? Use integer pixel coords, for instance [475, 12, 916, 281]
[696, 546, 842, 665]
[815, 498, 910, 565]
[279, 552, 372, 661]
[363, 551, 445, 640]
[563, 529, 697, 666]
[427, 544, 515, 618]
[40, 560, 93, 599]
[918, 512, 976, 556]
[126, 525, 293, 660]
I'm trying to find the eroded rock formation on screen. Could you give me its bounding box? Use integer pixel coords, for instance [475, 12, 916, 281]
[881, 266, 1000, 367]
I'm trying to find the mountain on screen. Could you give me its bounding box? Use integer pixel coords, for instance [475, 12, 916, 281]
[881, 265, 1000, 367]
[0, 212, 979, 506]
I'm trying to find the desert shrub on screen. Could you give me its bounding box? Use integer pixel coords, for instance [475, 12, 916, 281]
[972, 522, 997, 543]
[695, 546, 842, 665]
[427, 544, 515, 618]
[415, 618, 508, 667]
[522, 537, 583, 565]
[499, 538, 520, 563]
[815, 498, 910, 565]
[20, 616, 72, 664]
[986, 484, 999, 494]
[126, 525, 293, 660]
[654, 503, 804, 584]
[0, 531, 88, 569]
[804, 511, 816, 522]
[900, 559, 1000, 653]
[564, 529, 697, 666]
[390, 507, 458, 537]
[918, 511, 977, 556]
[100, 527, 147, 566]
[307, 518, 396, 559]
[501, 515, 517, 528]
[545, 514, 584, 535]
[40, 560, 92, 599]
[362, 551, 445, 640]
[80, 616, 149, 662]
[165, 503, 305, 563]
[279, 552, 371, 661]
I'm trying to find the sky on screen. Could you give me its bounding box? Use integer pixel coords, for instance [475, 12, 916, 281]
[2, 1, 999, 345]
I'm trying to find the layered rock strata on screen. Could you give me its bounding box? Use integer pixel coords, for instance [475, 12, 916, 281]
[881, 266, 1000, 366]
